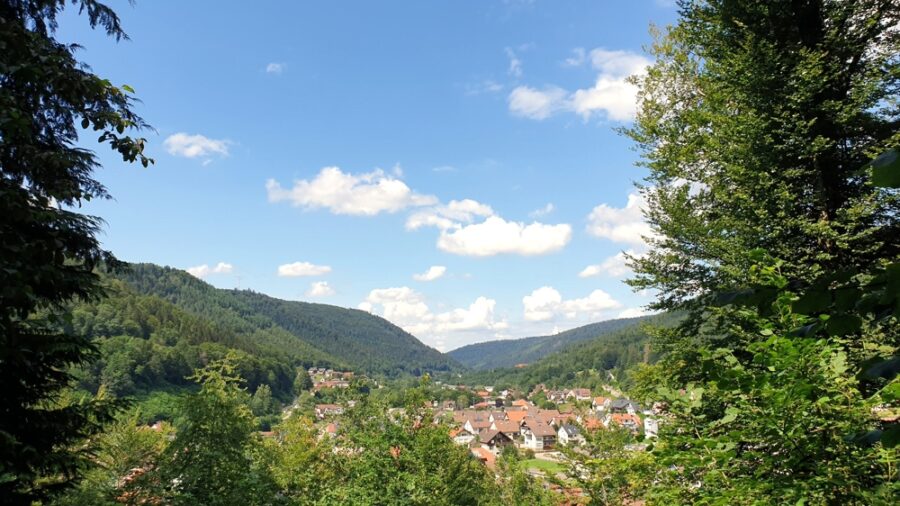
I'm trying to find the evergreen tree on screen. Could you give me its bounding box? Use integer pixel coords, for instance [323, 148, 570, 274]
[0, 1, 151, 501]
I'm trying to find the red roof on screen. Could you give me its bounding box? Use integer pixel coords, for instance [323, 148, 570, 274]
[470, 447, 496, 468]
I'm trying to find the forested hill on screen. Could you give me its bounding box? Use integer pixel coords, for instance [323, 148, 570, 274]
[448, 315, 650, 370]
[463, 312, 680, 389]
[111, 263, 459, 377]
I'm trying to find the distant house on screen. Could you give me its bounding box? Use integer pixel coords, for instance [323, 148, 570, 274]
[464, 418, 492, 434]
[451, 428, 476, 446]
[567, 388, 592, 402]
[511, 399, 532, 409]
[557, 424, 584, 446]
[644, 417, 659, 439]
[441, 400, 456, 411]
[592, 396, 611, 412]
[506, 410, 529, 424]
[491, 420, 521, 441]
[470, 447, 496, 469]
[606, 413, 642, 433]
[609, 399, 640, 415]
[478, 429, 513, 452]
[324, 423, 338, 438]
[314, 404, 343, 419]
[521, 420, 556, 450]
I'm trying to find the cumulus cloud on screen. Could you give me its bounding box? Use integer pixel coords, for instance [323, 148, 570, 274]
[186, 262, 233, 278]
[164, 133, 230, 159]
[277, 261, 332, 277]
[523, 286, 622, 322]
[266, 167, 437, 216]
[413, 265, 447, 282]
[508, 47, 650, 122]
[408, 199, 570, 256]
[359, 287, 507, 347]
[437, 216, 571, 257]
[586, 192, 655, 247]
[406, 199, 495, 231]
[266, 62, 285, 74]
[579, 250, 643, 278]
[306, 281, 335, 297]
[508, 85, 568, 120]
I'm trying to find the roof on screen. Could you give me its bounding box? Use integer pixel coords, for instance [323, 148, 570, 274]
[466, 419, 492, 430]
[512, 399, 532, 407]
[560, 424, 580, 437]
[470, 447, 496, 468]
[611, 413, 642, 426]
[507, 411, 529, 423]
[584, 417, 604, 431]
[527, 422, 557, 437]
[593, 396, 610, 405]
[478, 429, 511, 444]
[492, 420, 520, 434]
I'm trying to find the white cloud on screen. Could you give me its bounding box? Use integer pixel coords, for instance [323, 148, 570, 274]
[359, 287, 507, 344]
[508, 85, 567, 120]
[508, 48, 650, 122]
[586, 192, 655, 247]
[306, 281, 335, 297]
[523, 286, 622, 322]
[266, 167, 437, 216]
[409, 199, 570, 256]
[529, 203, 555, 218]
[579, 250, 643, 278]
[186, 262, 233, 278]
[164, 133, 229, 159]
[266, 62, 285, 74]
[277, 261, 332, 277]
[505, 47, 523, 77]
[406, 199, 495, 231]
[437, 216, 571, 257]
[413, 265, 447, 282]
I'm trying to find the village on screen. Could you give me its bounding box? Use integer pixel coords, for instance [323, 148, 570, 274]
[307, 369, 661, 486]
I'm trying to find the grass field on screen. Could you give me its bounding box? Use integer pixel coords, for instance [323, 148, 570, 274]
[521, 459, 566, 474]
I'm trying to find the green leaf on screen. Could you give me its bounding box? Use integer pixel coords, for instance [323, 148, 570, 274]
[122, 84, 135, 93]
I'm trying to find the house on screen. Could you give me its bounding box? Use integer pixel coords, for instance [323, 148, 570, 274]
[592, 396, 611, 412]
[521, 420, 557, 450]
[506, 410, 530, 424]
[606, 413, 642, 433]
[582, 416, 604, 432]
[546, 390, 568, 403]
[478, 429, 513, 452]
[324, 423, 338, 438]
[644, 417, 659, 439]
[609, 399, 640, 415]
[470, 447, 496, 469]
[441, 400, 456, 411]
[488, 411, 506, 423]
[511, 399, 532, 408]
[464, 418, 492, 434]
[491, 420, 521, 441]
[314, 404, 343, 419]
[557, 424, 585, 446]
[567, 388, 592, 401]
[451, 428, 476, 446]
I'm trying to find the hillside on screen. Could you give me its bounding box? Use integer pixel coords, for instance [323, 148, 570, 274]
[448, 316, 649, 370]
[111, 263, 459, 377]
[462, 312, 680, 389]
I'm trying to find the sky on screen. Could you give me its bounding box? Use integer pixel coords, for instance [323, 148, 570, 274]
[60, 0, 679, 352]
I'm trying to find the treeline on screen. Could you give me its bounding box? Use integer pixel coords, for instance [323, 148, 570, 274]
[116, 263, 459, 376]
[463, 312, 679, 391]
[67, 278, 310, 403]
[449, 315, 650, 370]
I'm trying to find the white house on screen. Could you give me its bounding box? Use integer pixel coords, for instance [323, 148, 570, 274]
[644, 418, 659, 439]
[521, 421, 556, 450]
[557, 424, 585, 446]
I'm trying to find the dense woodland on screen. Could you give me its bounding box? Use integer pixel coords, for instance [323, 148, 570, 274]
[449, 316, 650, 370]
[2, 0, 898, 505]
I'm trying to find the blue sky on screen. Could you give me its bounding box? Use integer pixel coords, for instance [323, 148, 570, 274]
[61, 0, 678, 351]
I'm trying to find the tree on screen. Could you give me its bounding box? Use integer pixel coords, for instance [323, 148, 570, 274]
[628, 0, 899, 319]
[0, 1, 152, 501]
[155, 355, 278, 506]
